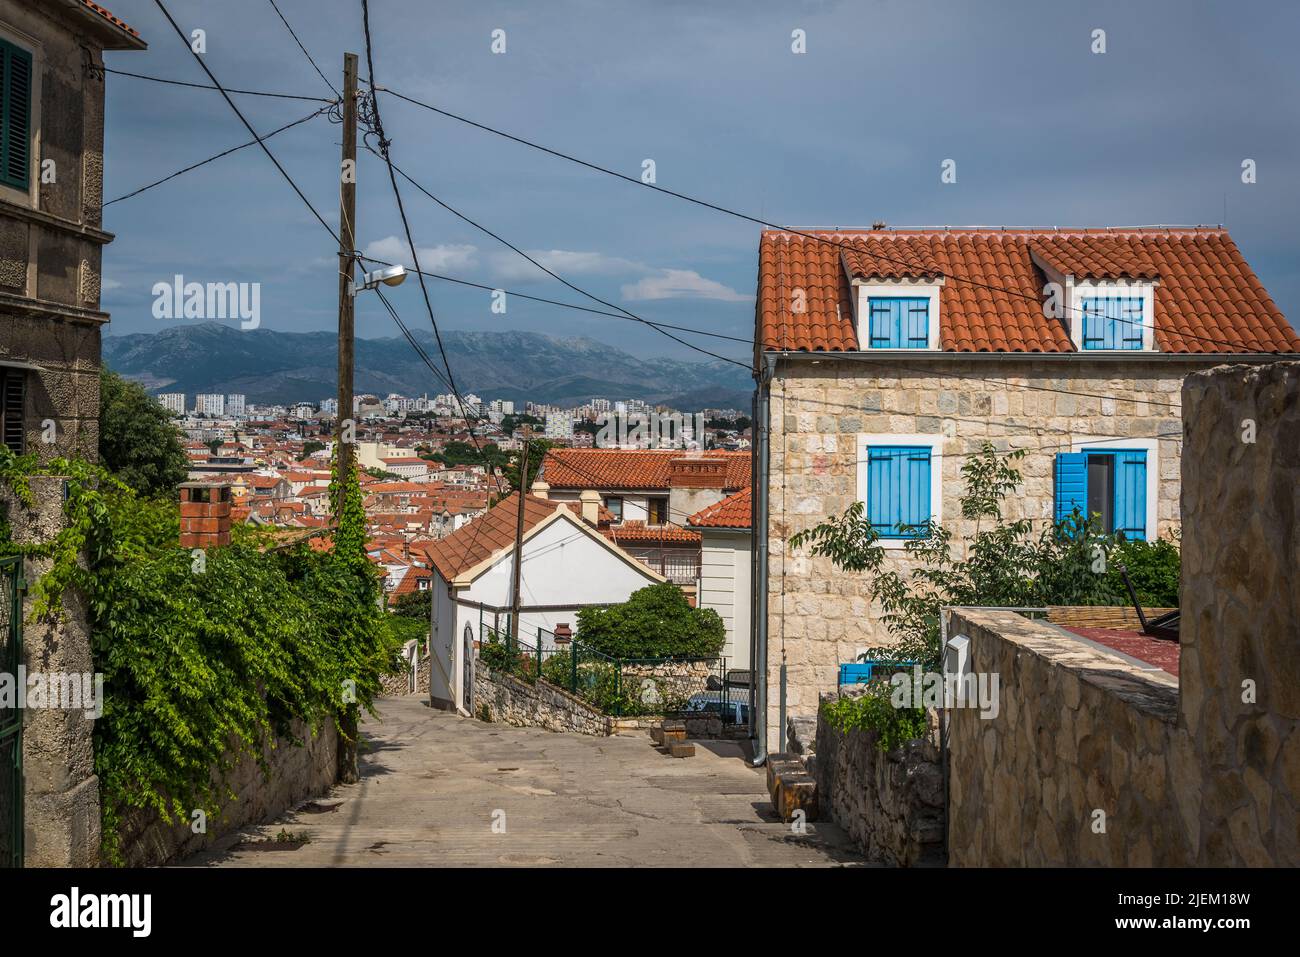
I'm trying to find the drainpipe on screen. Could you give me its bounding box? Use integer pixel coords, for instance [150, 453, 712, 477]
[749, 353, 776, 767]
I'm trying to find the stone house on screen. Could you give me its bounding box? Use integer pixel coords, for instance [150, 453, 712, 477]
[0, 0, 144, 867]
[752, 225, 1300, 753]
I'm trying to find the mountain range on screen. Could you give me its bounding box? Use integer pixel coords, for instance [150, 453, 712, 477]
[102, 322, 754, 410]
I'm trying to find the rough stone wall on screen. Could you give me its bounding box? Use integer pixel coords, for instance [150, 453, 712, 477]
[620, 659, 715, 709]
[948, 361, 1299, 871]
[814, 717, 945, 866]
[1177, 361, 1299, 864]
[765, 356, 1198, 751]
[473, 665, 611, 736]
[121, 718, 339, 867]
[945, 608, 1187, 866]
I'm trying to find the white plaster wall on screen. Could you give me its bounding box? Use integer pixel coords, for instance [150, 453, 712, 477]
[699, 530, 752, 669]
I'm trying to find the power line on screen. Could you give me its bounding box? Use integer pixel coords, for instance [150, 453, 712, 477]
[379, 86, 1288, 355]
[360, 0, 510, 503]
[362, 145, 750, 369]
[103, 66, 333, 102]
[265, 0, 342, 99]
[103, 104, 331, 207]
[151, 0, 342, 246]
[353, 255, 752, 343]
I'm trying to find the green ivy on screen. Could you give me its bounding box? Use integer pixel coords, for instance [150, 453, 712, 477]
[0, 447, 403, 865]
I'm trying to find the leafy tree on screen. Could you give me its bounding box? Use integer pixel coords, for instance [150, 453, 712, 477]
[500, 412, 544, 435]
[302, 440, 326, 457]
[98, 369, 188, 497]
[576, 582, 726, 658]
[500, 438, 553, 495]
[390, 588, 431, 621]
[1103, 534, 1181, 607]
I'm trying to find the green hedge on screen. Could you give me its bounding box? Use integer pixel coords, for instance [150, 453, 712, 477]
[575, 582, 725, 659]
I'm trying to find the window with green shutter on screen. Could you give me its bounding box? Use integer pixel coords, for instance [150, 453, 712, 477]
[0, 37, 33, 192]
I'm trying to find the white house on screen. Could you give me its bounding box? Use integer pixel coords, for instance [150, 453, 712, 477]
[687, 488, 752, 670]
[423, 493, 664, 713]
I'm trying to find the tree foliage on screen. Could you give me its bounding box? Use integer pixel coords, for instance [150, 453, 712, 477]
[576, 582, 726, 659]
[98, 369, 188, 497]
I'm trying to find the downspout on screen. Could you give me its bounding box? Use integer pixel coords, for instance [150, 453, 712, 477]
[749, 352, 776, 767]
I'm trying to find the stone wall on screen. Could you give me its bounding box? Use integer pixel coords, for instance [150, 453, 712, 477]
[765, 355, 1203, 752]
[473, 666, 611, 736]
[945, 360, 1300, 866]
[814, 716, 945, 866]
[620, 659, 715, 710]
[121, 718, 340, 867]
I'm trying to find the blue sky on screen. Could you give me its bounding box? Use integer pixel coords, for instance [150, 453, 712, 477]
[100, 0, 1300, 362]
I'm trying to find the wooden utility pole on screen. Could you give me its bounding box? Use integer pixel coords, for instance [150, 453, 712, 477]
[335, 53, 360, 787]
[334, 52, 358, 522]
[509, 426, 533, 641]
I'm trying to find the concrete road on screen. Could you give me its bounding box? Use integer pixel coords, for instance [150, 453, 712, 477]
[179, 695, 869, 867]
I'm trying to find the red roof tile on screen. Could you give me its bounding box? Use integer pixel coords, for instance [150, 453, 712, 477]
[423, 494, 569, 581]
[605, 521, 701, 545]
[542, 449, 751, 491]
[757, 227, 1299, 354]
[81, 1, 141, 39]
[687, 487, 752, 529]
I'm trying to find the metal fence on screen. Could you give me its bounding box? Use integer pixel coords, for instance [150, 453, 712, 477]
[478, 625, 738, 723]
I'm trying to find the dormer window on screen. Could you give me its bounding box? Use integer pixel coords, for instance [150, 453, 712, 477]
[868, 297, 929, 348]
[1081, 295, 1144, 350]
[853, 279, 942, 350]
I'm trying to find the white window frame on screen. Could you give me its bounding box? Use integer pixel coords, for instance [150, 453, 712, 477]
[1069, 435, 1159, 539]
[853, 279, 943, 351]
[0, 23, 42, 210]
[856, 433, 944, 543]
[1071, 280, 1157, 352]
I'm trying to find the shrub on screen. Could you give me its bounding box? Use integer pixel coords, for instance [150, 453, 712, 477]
[820, 679, 929, 753]
[575, 582, 725, 659]
[1102, 534, 1181, 608]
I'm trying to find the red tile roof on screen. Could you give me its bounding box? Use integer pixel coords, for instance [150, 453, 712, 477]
[423, 494, 567, 581]
[82, 1, 141, 39]
[757, 227, 1299, 354]
[542, 449, 751, 491]
[605, 521, 701, 545]
[687, 487, 752, 530]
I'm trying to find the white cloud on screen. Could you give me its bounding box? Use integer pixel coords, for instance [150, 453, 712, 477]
[363, 236, 478, 272]
[621, 269, 751, 303]
[489, 249, 643, 283]
[101, 278, 122, 293]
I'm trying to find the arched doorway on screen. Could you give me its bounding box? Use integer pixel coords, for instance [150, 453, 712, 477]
[462, 624, 474, 712]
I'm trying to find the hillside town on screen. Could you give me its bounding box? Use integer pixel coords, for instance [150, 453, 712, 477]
[1, 0, 1297, 925]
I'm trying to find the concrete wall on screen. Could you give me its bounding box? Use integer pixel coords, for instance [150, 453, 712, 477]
[944, 358, 1300, 866]
[121, 718, 339, 867]
[699, 529, 751, 669]
[764, 355, 1205, 752]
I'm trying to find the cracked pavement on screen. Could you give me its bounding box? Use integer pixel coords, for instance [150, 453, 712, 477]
[178, 695, 870, 867]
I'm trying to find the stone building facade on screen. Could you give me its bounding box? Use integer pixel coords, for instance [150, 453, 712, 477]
[752, 226, 1300, 753]
[945, 360, 1300, 866]
[0, 1, 143, 866]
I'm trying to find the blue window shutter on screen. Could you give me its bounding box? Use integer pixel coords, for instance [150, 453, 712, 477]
[1114, 451, 1147, 540]
[1082, 296, 1144, 350]
[868, 297, 929, 349]
[1054, 453, 1088, 524]
[867, 446, 931, 537]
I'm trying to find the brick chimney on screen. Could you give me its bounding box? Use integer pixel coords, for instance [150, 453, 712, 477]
[667, 456, 727, 489]
[180, 482, 232, 549]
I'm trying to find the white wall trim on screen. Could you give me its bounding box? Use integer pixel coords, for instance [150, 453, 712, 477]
[856, 432, 945, 532]
[1069, 435, 1159, 539]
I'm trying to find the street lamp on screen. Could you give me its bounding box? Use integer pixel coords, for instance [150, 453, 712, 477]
[349, 263, 407, 297]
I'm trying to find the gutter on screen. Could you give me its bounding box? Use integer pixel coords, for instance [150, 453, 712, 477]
[749, 353, 776, 767]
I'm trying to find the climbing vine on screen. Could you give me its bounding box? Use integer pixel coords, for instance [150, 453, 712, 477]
[0, 447, 402, 865]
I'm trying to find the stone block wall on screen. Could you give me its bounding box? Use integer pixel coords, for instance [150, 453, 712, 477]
[473, 665, 612, 736]
[945, 358, 1300, 867]
[814, 717, 945, 866]
[121, 718, 340, 867]
[765, 356, 1201, 752]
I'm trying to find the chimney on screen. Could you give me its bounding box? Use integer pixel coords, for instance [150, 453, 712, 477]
[579, 489, 601, 526]
[553, 623, 572, 644]
[180, 482, 232, 550]
[530, 478, 550, 499]
[667, 456, 728, 489]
